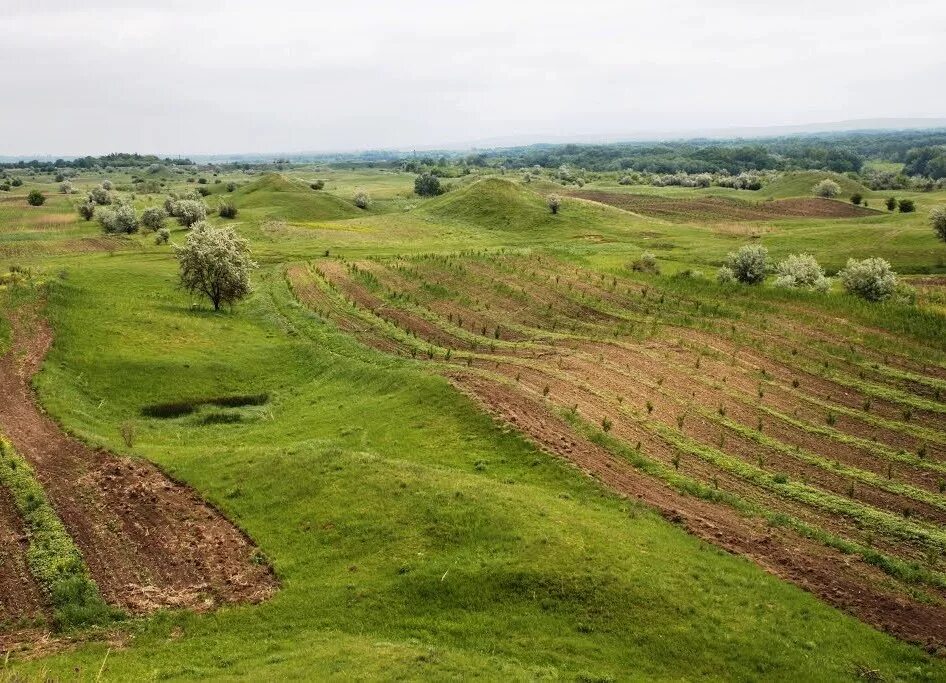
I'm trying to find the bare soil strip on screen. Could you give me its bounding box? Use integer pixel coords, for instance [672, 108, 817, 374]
[0, 306, 277, 619]
[0, 483, 45, 626]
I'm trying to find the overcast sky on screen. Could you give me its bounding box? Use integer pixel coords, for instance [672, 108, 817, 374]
[2, 0, 944, 156]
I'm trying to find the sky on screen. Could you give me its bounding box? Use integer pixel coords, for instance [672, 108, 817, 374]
[2, 0, 945, 156]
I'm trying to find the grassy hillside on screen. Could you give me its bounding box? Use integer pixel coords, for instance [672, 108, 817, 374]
[234, 173, 362, 222]
[761, 171, 871, 199]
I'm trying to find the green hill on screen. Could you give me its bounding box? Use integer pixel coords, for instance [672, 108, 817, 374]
[234, 173, 361, 222]
[762, 171, 871, 199]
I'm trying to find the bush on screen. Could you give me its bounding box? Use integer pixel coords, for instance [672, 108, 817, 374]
[198, 177, 208, 185]
[773, 253, 830, 292]
[716, 266, 736, 284]
[812, 179, 841, 198]
[59, 181, 74, 194]
[310, 180, 325, 190]
[353, 190, 370, 209]
[414, 173, 443, 197]
[101, 179, 113, 191]
[88, 186, 111, 205]
[0, 182, 10, 192]
[140, 206, 166, 231]
[154, 227, 170, 245]
[547, 194, 561, 214]
[850, 193, 862, 205]
[196, 186, 211, 197]
[26, 190, 45, 206]
[931, 206, 946, 243]
[898, 198, 915, 213]
[724, 244, 768, 284]
[885, 196, 897, 211]
[175, 222, 256, 310]
[838, 257, 898, 302]
[11, 178, 23, 187]
[98, 204, 138, 234]
[171, 199, 207, 227]
[630, 252, 660, 274]
[77, 201, 95, 221]
[218, 201, 238, 219]
[226, 182, 237, 192]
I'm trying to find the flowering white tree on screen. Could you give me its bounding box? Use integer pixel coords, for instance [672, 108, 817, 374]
[724, 244, 768, 284]
[812, 179, 841, 198]
[175, 222, 256, 310]
[838, 257, 897, 302]
[773, 253, 830, 292]
[547, 194, 561, 214]
[930, 206, 946, 243]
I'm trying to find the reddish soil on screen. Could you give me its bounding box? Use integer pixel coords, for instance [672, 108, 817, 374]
[453, 373, 946, 650]
[0, 485, 45, 625]
[0, 307, 277, 618]
[570, 191, 877, 222]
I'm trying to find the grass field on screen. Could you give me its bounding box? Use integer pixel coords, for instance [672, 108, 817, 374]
[1, 167, 946, 680]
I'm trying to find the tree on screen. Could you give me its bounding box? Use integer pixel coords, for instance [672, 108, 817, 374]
[172, 199, 207, 227]
[88, 187, 111, 205]
[414, 173, 443, 197]
[140, 206, 166, 231]
[98, 204, 138, 234]
[838, 257, 897, 302]
[310, 180, 325, 190]
[26, 190, 45, 206]
[547, 194, 561, 214]
[812, 179, 840, 198]
[850, 193, 862, 205]
[898, 198, 915, 213]
[175, 222, 256, 310]
[59, 181, 74, 194]
[773, 253, 830, 292]
[930, 206, 946, 243]
[724, 244, 768, 284]
[154, 227, 170, 245]
[101, 179, 113, 191]
[226, 182, 237, 192]
[77, 201, 95, 221]
[218, 201, 238, 218]
[885, 197, 897, 211]
[353, 190, 370, 209]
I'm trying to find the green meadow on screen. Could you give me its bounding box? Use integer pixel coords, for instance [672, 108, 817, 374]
[2, 166, 946, 680]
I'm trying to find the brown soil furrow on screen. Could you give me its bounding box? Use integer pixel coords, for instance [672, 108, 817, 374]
[453, 373, 946, 650]
[0, 307, 277, 616]
[0, 483, 46, 625]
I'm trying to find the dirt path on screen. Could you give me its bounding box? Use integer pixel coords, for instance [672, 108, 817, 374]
[0, 306, 277, 615]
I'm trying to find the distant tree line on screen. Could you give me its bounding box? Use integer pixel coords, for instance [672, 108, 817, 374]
[0, 153, 193, 170]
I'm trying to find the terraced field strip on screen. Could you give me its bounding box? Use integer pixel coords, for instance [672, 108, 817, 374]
[290, 252, 946, 648]
[0, 305, 277, 621]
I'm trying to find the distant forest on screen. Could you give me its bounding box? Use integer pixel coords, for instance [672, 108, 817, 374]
[3, 129, 946, 180]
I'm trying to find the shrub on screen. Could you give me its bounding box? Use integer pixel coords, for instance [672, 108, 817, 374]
[26, 190, 45, 206]
[226, 182, 237, 192]
[414, 173, 443, 197]
[101, 179, 113, 191]
[77, 201, 95, 221]
[172, 199, 207, 227]
[716, 266, 736, 284]
[724, 244, 768, 284]
[618, 175, 632, 185]
[931, 206, 946, 243]
[140, 206, 166, 231]
[196, 186, 211, 197]
[850, 193, 862, 205]
[0, 182, 10, 191]
[198, 177, 208, 185]
[898, 198, 915, 213]
[812, 179, 840, 198]
[59, 181, 74, 194]
[310, 180, 325, 190]
[11, 178, 22, 187]
[885, 196, 897, 211]
[547, 194, 561, 214]
[175, 222, 256, 310]
[773, 253, 830, 292]
[218, 201, 238, 219]
[154, 227, 170, 245]
[353, 190, 370, 209]
[88, 186, 111, 205]
[630, 252, 660, 274]
[98, 203, 138, 234]
[838, 257, 899, 302]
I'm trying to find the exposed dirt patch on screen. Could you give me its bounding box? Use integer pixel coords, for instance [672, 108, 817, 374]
[0, 484, 45, 626]
[570, 191, 877, 222]
[0, 306, 277, 621]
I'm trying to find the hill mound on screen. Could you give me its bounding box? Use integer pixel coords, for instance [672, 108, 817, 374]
[762, 171, 870, 199]
[419, 178, 554, 229]
[234, 174, 360, 222]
